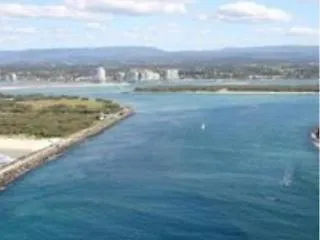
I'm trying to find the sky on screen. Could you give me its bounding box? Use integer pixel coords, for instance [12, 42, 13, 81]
[0, 0, 319, 51]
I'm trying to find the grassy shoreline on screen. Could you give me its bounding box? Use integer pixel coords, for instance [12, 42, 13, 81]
[0, 93, 135, 190]
[0, 106, 134, 190]
[0, 93, 122, 138]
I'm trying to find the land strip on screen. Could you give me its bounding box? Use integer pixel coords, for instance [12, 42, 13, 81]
[0, 93, 134, 190]
[0, 107, 134, 190]
[134, 84, 319, 93]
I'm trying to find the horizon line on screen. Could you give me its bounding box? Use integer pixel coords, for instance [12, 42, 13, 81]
[0, 44, 318, 53]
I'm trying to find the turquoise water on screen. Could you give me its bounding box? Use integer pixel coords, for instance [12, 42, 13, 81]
[0, 86, 318, 240]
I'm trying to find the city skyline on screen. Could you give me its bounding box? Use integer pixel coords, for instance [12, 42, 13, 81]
[0, 0, 319, 51]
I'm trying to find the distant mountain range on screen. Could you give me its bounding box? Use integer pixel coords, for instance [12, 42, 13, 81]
[0, 45, 318, 66]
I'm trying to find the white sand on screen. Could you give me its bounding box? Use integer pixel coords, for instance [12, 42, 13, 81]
[0, 154, 14, 164]
[0, 82, 130, 91]
[0, 136, 61, 153]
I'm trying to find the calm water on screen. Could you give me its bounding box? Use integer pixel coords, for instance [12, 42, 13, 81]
[134, 78, 319, 87]
[0, 86, 318, 240]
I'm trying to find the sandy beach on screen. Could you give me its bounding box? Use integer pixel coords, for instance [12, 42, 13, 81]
[0, 136, 61, 159]
[0, 107, 133, 189]
[0, 82, 130, 91]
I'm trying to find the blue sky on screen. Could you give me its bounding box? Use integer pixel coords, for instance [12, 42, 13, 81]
[0, 0, 318, 50]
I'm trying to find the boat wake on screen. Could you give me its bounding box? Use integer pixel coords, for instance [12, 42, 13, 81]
[310, 131, 319, 149]
[280, 165, 295, 187]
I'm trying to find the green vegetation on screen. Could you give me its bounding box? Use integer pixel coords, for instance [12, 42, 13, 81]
[0, 93, 122, 138]
[134, 85, 319, 93]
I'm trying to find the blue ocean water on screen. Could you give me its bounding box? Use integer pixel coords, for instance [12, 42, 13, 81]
[0, 86, 318, 240]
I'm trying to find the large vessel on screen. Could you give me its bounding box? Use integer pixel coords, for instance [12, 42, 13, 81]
[310, 127, 319, 149]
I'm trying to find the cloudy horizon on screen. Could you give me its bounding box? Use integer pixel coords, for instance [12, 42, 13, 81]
[0, 0, 319, 51]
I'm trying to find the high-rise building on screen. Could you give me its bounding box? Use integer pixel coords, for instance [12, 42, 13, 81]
[140, 69, 160, 81]
[124, 69, 161, 82]
[3, 73, 18, 82]
[165, 69, 180, 80]
[124, 69, 140, 82]
[114, 72, 126, 82]
[95, 67, 106, 83]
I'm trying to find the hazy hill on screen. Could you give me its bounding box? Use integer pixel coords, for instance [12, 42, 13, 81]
[0, 45, 318, 66]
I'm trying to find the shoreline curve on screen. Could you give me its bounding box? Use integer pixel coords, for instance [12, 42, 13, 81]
[0, 107, 134, 191]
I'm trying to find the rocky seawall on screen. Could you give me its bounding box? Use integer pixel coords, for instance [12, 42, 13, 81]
[0, 107, 134, 190]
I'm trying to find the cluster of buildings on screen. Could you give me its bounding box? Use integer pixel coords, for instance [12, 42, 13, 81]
[0, 72, 18, 82]
[0, 66, 181, 84]
[0, 67, 181, 83]
[1, 62, 318, 83]
[93, 67, 180, 83]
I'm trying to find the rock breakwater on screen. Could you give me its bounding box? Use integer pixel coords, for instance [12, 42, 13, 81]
[0, 107, 134, 190]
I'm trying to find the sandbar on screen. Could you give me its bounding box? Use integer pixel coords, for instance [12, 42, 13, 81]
[0, 136, 61, 159]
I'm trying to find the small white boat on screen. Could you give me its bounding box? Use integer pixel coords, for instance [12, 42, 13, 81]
[201, 123, 206, 130]
[310, 128, 319, 149]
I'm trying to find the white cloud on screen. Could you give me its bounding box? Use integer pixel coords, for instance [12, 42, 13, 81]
[1, 26, 37, 34]
[0, 1, 190, 22]
[287, 27, 319, 36]
[65, 0, 191, 15]
[216, 1, 292, 22]
[200, 29, 211, 36]
[123, 22, 182, 39]
[255, 26, 319, 37]
[297, 0, 319, 2]
[0, 35, 19, 45]
[86, 22, 106, 30]
[123, 30, 141, 39]
[51, 28, 70, 35]
[165, 22, 181, 33]
[255, 27, 283, 33]
[122, 21, 182, 42]
[197, 13, 209, 21]
[0, 3, 107, 21]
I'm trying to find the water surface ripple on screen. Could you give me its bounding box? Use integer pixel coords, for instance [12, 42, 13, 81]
[0, 87, 318, 240]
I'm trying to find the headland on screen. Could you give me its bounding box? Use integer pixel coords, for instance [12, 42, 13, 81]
[0, 93, 134, 190]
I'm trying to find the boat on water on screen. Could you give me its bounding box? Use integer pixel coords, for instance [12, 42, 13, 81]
[310, 127, 319, 149]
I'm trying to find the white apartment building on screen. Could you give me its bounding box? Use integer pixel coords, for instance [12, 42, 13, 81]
[124, 69, 140, 82]
[95, 67, 106, 83]
[165, 69, 180, 80]
[140, 69, 160, 81]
